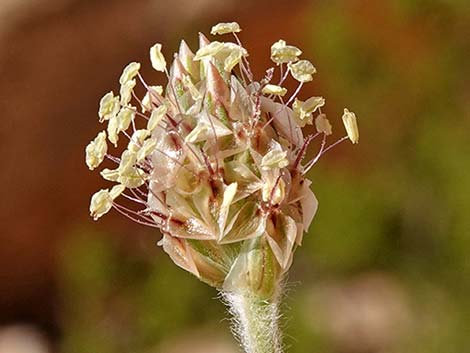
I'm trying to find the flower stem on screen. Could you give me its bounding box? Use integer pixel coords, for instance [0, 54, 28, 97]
[224, 290, 283, 353]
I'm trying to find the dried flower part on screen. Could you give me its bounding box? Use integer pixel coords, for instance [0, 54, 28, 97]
[108, 106, 137, 146]
[262, 84, 287, 96]
[119, 62, 141, 85]
[117, 107, 135, 131]
[293, 96, 325, 126]
[288, 59, 316, 82]
[89, 185, 124, 220]
[261, 141, 289, 170]
[211, 22, 241, 35]
[315, 114, 332, 135]
[115, 150, 147, 188]
[270, 39, 302, 65]
[120, 79, 136, 105]
[128, 129, 150, 153]
[141, 86, 163, 113]
[150, 43, 166, 72]
[194, 41, 225, 60]
[342, 108, 359, 144]
[107, 115, 119, 146]
[224, 45, 248, 72]
[100, 168, 119, 182]
[98, 92, 120, 122]
[182, 75, 202, 100]
[147, 104, 168, 131]
[85, 131, 107, 170]
[194, 41, 248, 72]
[86, 21, 357, 296]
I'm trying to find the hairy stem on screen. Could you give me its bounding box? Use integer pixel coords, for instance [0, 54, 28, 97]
[223, 290, 283, 353]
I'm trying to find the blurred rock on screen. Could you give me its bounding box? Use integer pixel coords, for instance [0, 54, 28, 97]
[306, 272, 411, 353]
[0, 325, 50, 353]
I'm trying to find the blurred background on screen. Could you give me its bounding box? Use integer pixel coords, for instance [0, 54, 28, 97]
[1, 0, 469, 352]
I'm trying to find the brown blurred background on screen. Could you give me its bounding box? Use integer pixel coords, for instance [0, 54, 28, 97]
[1, 0, 469, 352]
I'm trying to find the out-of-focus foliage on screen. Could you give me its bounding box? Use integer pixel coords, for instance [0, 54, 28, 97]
[59, 230, 232, 353]
[59, 0, 470, 352]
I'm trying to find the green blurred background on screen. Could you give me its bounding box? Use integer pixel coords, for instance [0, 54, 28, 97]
[1, 0, 469, 352]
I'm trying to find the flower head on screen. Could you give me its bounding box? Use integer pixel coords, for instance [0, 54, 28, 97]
[86, 22, 358, 296]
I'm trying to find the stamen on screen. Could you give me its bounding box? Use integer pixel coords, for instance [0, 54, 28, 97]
[131, 90, 144, 108]
[123, 131, 132, 140]
[139, 73, 179, 129]
[236, 61, 248, 86]
[264, 68, 275, 83]
[260, 112, 272, 130]
[164, 68, 185, 116]
[283, 97, 295, 144]
[303, 133, 327, 174]
[321, 136, 349, 155]
[279, 64, 290, 86]
[120, 103, 149, 121]
[121, 192, 147, 205]
[112, 203, 159, 228]
[105, 154, 121, 164]
[250, 91, 262, 129]
[143, 180, 168, 208]
[292, 132, 320, 170]
[137, 72, 150, 90]
[137, 159, 153, 173]
[132, 186, 149, 198]
[233, 33, 254, 82]
[129, 187, 147, 201]
[113, 202, 156, 224]
[239, 61, 253, 85]
[285, 82, 304, 107]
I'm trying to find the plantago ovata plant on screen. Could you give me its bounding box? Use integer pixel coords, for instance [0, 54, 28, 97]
[86, 21, 359, 353]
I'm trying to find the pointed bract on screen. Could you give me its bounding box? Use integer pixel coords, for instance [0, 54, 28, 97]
[206, 61, 230, 104]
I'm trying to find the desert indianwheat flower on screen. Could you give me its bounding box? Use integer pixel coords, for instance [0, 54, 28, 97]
[86, 21, 358, 353]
